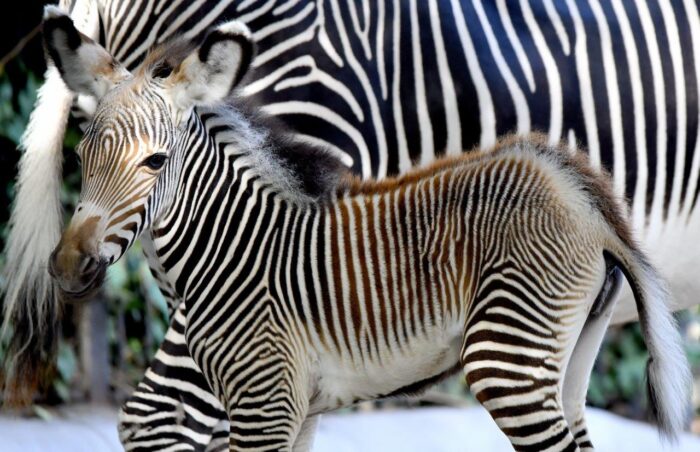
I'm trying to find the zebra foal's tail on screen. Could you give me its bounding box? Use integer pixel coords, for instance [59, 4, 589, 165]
[603, 237, 691, 441]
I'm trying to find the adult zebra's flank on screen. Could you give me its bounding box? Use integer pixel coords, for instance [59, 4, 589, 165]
[42, 12, 691, 451]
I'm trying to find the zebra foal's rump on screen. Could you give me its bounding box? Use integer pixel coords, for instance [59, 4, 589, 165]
[34, 12, 691, 452]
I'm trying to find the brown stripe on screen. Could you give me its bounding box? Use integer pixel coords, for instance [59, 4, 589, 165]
[338, 201, 362, 351]
[326, 207, 345, 353]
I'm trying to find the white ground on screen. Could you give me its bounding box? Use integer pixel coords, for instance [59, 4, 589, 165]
[0, 405, 698, 451]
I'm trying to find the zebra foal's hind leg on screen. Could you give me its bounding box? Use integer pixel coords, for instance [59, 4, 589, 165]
[461, 287, 590, 451]
[293, 415, 321, 452]
[562, 266, 624, 450]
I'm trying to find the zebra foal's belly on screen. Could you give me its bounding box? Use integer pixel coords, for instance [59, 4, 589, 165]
[308, 323, 464, 414]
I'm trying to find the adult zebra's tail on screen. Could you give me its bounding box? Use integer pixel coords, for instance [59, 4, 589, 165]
[603, 237, 692, 440]
[1, 66, 72, 405]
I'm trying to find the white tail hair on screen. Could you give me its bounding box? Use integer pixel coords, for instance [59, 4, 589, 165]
[634, 261, 692, 440]
[605, 240, 692, 441]
[1, 0, 99, 405]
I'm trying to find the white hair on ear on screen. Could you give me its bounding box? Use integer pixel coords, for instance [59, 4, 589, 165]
[168, 49, 240, 109]
[216, 20, 252, 39]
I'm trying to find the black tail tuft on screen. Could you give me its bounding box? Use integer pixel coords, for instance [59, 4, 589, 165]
[2, 290, 60, 407]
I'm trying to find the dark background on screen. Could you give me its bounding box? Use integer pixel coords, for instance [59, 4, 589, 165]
[0, 2, 47, 233]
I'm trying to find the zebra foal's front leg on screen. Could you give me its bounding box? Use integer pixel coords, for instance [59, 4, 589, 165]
[216, 320, 311, 451]
[119, 303, 229, 451]
[226, 391, 310, 452]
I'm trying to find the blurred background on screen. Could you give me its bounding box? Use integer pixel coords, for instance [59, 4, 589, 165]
[0, 0, 699, 446]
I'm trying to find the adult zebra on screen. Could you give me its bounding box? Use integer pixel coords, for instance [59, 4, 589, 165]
[1, 0, 698, 448]
[42, 12, 691, 451]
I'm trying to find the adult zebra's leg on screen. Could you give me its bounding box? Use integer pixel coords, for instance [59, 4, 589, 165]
[119, 303, 229, 451]
[562, 266, 624, 450]
[293, 415, 320, 452]
[461, 290, 589, 452]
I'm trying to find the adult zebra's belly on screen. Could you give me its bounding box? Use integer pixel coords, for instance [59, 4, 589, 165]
[309, 324, 463, 414]
[611, 209, 700, 324]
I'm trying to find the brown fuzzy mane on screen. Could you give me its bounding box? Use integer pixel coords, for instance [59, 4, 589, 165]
[137, 38, 197, 79]
[339, 133, 635, 248]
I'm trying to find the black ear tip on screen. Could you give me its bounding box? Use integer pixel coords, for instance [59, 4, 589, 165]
[231, 36, 255, 86]
[42, 9, 81, 51]
[241, 35, 257, 58]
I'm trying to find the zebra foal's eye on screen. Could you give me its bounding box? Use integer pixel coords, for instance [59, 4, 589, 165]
[140, 153, 169, 171]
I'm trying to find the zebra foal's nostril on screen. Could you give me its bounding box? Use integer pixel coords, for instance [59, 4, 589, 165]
[79, 254, 99, 275]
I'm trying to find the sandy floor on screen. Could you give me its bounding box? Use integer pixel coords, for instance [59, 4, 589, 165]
[0, 405, 698, 451]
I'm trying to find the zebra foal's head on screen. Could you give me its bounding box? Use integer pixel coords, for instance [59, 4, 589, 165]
[43, 5, 254, 299]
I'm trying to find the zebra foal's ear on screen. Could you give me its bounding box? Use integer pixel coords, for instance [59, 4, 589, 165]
[165, 21, 255, 113]
[42, 5, 129, 98]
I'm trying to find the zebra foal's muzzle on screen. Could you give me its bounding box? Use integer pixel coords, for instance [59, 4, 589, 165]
[48, 216, 109, 300]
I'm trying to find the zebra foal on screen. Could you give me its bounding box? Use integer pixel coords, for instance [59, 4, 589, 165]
[39, 9, 690, 451]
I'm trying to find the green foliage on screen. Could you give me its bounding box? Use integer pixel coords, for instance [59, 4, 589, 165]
[0, 64, 39, 145]
[588, 323, 648, 413]
[53, 342, 78, 401]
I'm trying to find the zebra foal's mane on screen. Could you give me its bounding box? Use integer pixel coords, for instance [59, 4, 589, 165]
[219, 99, 351, 200]
[140, 39, 350, 201]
